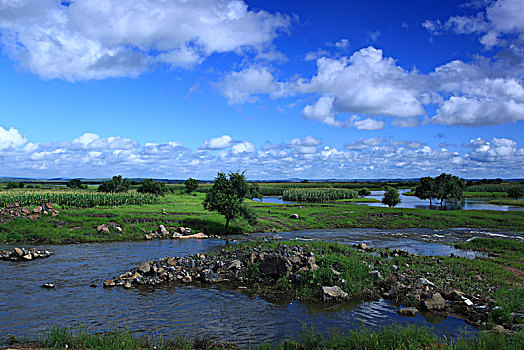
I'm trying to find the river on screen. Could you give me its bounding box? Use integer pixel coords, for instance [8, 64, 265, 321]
[2, 227, 520, 346]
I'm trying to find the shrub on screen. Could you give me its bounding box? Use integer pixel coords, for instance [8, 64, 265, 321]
[137, 179, 167, 196]
[98, 175, 130, 193]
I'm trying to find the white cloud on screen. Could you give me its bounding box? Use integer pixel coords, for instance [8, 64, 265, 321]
[334, 39, 350, 49]
[288, 135, 322, 154]
[0, 0, 290, 81]
[231, 141, 255, 154]
[200, 135, 233, 150]
[0, 126, 26, 149]
[345, 137, 385, 150]
[1, 129, 524, 179]
[352, 117, 385, 130]
[423, 0, 524, 49]
[219, 66, 286, 104]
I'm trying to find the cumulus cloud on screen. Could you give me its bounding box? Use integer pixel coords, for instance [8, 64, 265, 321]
[1, 128, 523, 179]
[0, 0, 290, 80]
[0, 126, 26, 149]
[219, 66, 286, 104]
[423, 0, 524, 49]
[200, 135, 233, 150]
[344, 137, 385, 150]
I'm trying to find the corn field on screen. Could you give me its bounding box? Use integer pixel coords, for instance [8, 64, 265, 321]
[282, 188, 357, 202]
[0, 191, 160, 208]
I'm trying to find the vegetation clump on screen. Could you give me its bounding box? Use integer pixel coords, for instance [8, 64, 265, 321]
[381, 187, 401, 207]
[282, 188, 357, 202]
[358, 187, 371, 198]
[202, 171, 256, 231]
[414, 173, 465, 207]
[184, 178, 200, 195]
[98, 175, 130, 193]
[66, 179, 88, 189]
[137, 179, 167, 196]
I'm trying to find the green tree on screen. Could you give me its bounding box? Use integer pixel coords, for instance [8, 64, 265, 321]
[6, 182, 18, 189]
[414, 176, 437, 207]
[202, 171, 257, 232]
[184, 178, 200, 195]
[248, 182, 262, 199]
[97, 175, 130, 193]
[66, 179, 85, 189]
[358, 188, 371, 198]
[382, 187, 401, 207]
[435, 173, 465, 207]
[507, 186, 524, 199]
[137, 179, 167, 196]
[18, 182, 25, 188]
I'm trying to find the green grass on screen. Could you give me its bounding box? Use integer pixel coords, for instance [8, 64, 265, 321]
[1, 191, 523, 244]
[5, 324, 524, 349]
[489, 199, 524, 207]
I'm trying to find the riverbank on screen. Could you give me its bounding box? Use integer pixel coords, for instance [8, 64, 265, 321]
[3, 324, 524, 350]
[1, 193, 523, 244]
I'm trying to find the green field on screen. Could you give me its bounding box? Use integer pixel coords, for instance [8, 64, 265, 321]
[1, 189, 523, 244]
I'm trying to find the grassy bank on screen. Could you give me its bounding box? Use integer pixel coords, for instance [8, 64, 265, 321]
[1, 192, 523, 244]
[489, 199, 524, 207]
[3, 323, 524, 350]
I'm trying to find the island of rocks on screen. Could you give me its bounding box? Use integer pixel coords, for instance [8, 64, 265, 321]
[102, 239, 508, 330]
[1, 247, 54, 261]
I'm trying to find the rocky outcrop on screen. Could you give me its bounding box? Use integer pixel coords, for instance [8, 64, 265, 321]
[103, 242, 323, 291]
[143, 225, 208, 240]
[1, 247, 54, 261]
[0, 202, 59, 224]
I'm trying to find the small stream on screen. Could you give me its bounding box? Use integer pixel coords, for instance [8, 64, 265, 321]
[2, 227, 521, 346]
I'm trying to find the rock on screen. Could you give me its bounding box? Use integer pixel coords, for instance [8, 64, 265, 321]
[30, 214, 39, 221]
[171, 232, 182, 239]
[124, 282, 132, 289]
[96, 224, 107, 233]
[322, 286, 348, 301]
[138, 261, 151, 274]
[158, 225, 168, 236]
[290, 214, 299, 219]
[462, 297, 474, 306]
[356, 242, 369, 250]
[89, 283, 97, 288]
[52, 211, 59, 218]
[228, 259, 242, 270]
[398, 307, 418, 316]
[415, 277, 435, 289]
[182, 275, 192, 283]
[44, 203, 54, 211]
[21, 207, 31, 215]
[201, 269, 222, 283]
[145, 234, 154, 240]
[492, 325, 505, 333]
[369, 270, 382, 280]
[423, 292, 447, 311]
[103, 279, 115, 287]
[33, 206, 42, 213]
[21, 253, 32, 260]
[13, 247, 24, 257]
[115, 227, 122, 233]
[179, 232, 208, 239]
[41, 283, 55, 289]
[177, 227, 186, 234]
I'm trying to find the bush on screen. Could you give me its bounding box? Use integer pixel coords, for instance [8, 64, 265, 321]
[382, 187, 401, 207]
[508, 186, 524, 199]
[358, 188, 371, 198]
[184, 178, 200, 194]
[137, 179, 167, 196]
[98, 175, 130, 193]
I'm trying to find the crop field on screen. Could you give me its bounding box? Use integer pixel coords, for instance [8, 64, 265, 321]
[282, 188, 358, 202]
[0, 190, 160, 208]
[467, 184, 522, 193]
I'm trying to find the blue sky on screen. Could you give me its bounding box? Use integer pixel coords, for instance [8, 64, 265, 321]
[0, 0, 523, 180]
